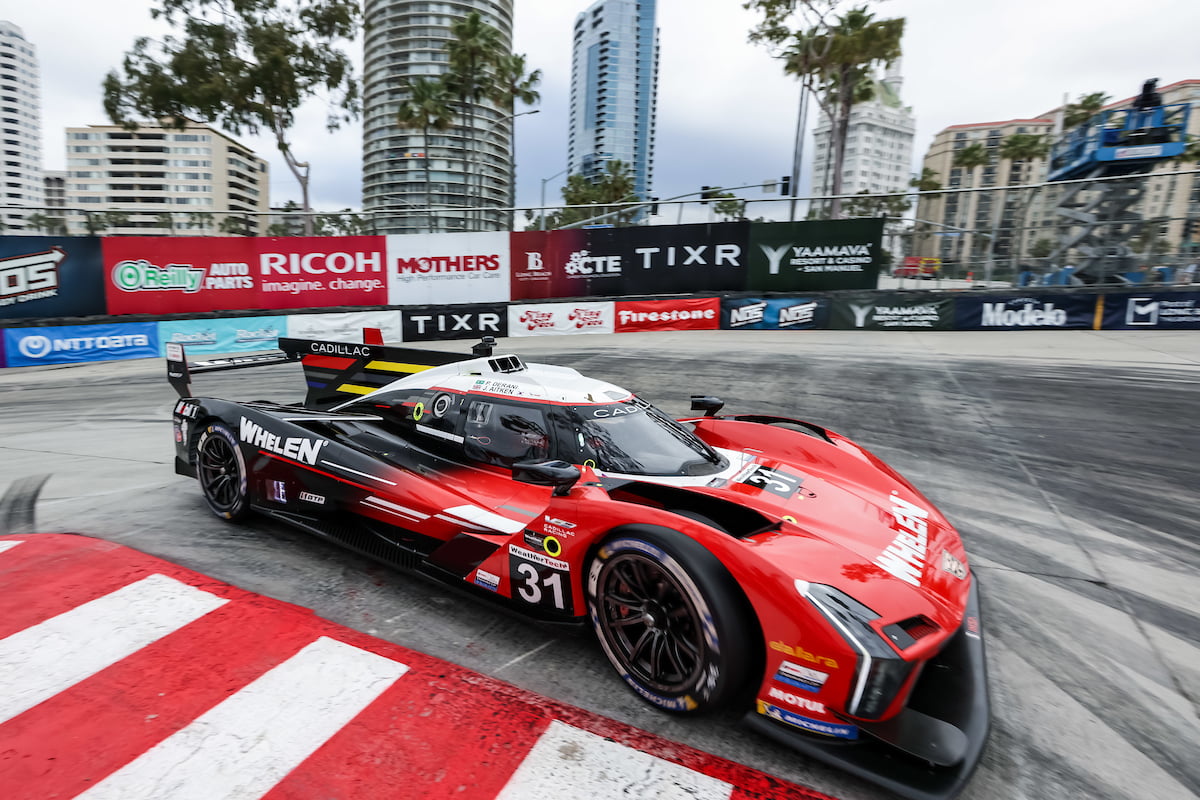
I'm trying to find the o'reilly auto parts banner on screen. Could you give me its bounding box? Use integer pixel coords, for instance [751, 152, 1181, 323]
[747, 219, 883, 292]
[387, 232, 510, 306]
[401, 303, 508, 342]
[614, 297, 720, 333]
[102, 236, 389, 315]
[721, 297, 829, 330]
[1101, 292, 1200, 329]
[955, 294, 1098, 330]
[0, 237, 106, 320]
[3, 322, 159, 367]
[507, 301, 615, 337]
[830, 293, 954, 330]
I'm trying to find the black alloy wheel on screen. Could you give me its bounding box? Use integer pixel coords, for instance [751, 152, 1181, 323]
[196, 422, 250, 521]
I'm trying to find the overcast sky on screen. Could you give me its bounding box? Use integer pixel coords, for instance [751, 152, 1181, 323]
[12, 0, 1198, 214]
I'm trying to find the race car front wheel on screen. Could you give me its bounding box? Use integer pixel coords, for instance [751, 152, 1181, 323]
[195, 422, 250, 522]
[587, 528, 755, 714]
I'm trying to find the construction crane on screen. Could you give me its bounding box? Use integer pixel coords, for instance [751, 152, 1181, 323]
[1043, 79, 1191, 283]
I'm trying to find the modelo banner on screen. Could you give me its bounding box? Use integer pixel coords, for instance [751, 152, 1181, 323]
[3, 321, 159, 367]
[507, 301, 615, 337]
[0, 237, 106, 320]
[720, 297, 829, 330]
[158, 315, 287, 355]
[1101, 292, 1200, 329]
[614, 297, 721, 332]
[387, 232, 510, 306]
[400, 303, 508, 342]
[829, 293, 954, 330]
[102, 236, 389, 315]
[747, 219, 883, 292]
[955, 294, 1098, 330]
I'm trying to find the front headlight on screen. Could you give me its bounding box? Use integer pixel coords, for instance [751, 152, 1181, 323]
[795, 580, 914, 720]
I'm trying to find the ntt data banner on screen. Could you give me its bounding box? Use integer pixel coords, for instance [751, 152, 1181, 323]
[0, 237, 106, 320]
[747, 219, 884, 292]
[954, 294, 1098, 330]
[507, 301, 615, 337]
[102, 236, 388, 315]
[1101, 292, 1200, 329]
[720, 297, 829, 330]
[157, 315, 287, 355]
[387, 232, 510, 306]
[829, 293, 954, 330]
[3, 321, 159, 367]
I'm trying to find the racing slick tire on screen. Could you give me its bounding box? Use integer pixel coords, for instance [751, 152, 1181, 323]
[195, 421, 251, 522]
[586, 526, 756, 714]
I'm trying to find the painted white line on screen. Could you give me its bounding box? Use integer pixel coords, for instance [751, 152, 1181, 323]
[362, 496, 430, 521]
[76, 636, 408, 800]
[0, 540, 23, 554]
[444, 504, 526, 534]
[495, 720, 734, 800]
[0, 573, 228, 725]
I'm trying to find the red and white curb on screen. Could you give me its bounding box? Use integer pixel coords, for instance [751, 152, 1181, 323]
[0, 534, 836, 800]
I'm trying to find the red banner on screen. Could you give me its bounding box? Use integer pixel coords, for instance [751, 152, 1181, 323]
[102, 237, 389, 315]
[614, 298, 721, 332]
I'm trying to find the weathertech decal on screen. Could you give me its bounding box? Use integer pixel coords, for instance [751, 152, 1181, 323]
[239, 417, 327, 465]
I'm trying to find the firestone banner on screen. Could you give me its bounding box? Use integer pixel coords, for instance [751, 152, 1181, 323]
[0, 237, 105, 320]
[387, 232, 510, 306]
[721, 297, 829, 330]
[507, 301, 615, 337]
[747, 219, 883, 292]
[102, 236, 389, 315]
[614, 298, 721, 332]
[829, 293, 954, 330]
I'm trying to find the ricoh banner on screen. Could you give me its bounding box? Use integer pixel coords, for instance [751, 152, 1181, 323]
[0, 237, 106, 320]
[3, 322, 159, 367]
[954, 294, 1098, 330]
[1101, 292, 1200, 329]
[387, 232, 510, 306]
[830, 293, 954, 330]
[747, 219, 884, 292]
[157, 315, 287, 355]
[102, 236, 389, 315]
[720, 297, 829, 330]
[507, 301, 615, 337]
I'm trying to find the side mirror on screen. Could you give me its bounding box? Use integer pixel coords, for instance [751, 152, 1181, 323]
[512, 459, 582, 497]
[690, 395, 725, 417]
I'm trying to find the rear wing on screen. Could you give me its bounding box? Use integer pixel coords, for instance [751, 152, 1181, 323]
[167, 334, 497, 408]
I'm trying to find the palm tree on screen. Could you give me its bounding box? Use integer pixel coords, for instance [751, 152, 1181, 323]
[1063, 91, 1110, 129]
[489, 53, 542, 227]
[24, 212, 50, 234]
[445, 11, 504, 230]
[952, 142, 990, 264]
[396, 77, 456, 232]
[998, 133, 1051, 272]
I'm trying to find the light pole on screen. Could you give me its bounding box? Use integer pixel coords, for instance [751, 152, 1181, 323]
[539, 167, 569, 230]
[474, 108, 539, 231]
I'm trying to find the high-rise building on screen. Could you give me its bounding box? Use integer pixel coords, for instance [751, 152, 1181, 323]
[0, 21, 45, 233]
[362, 0, 516, 234]
[568, 0, 659, 207]
[63, 121, 270, 236]
[811, 63, 915, 206]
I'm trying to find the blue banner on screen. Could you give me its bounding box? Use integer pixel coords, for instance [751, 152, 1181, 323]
[1101, 291, 1200, 329]
[721, 297, 829, 330]
[3, 322, 160, 367]
[0, 237, 106, 320]
[157, 315, 287, 355]
[954, 294, 1098, 330]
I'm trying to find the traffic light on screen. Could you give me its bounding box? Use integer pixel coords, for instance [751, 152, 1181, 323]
[780, 175, 791, 196]
[649, 197, 659, 214]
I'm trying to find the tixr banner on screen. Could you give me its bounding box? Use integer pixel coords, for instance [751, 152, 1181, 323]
[401, 303, 509, 341]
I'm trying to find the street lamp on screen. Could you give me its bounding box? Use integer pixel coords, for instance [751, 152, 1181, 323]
[539, 167, 570, 230]
[473, 108, 540, 231]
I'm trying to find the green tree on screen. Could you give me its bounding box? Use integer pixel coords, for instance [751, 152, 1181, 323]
[396, 76, 456, 231]
[542, 160, 638, 229]
[102, 0, 361, 236]
[747, 1, 904, 219]
[24, 212, 50, 234]
[445, 11, 504, 230]
[315, 209, 372, 236]
[712, 193, 746, 221]
[186, 210, 214, 231]
[156, 211, 175, 235]
[219, 214, 255, 236]
[1029, 237, 1055, 260]
[489, 53, 542, 226]
[1063, 91, 1110, 129]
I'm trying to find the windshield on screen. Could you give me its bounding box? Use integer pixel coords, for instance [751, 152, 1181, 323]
[562, 397, 725, 476]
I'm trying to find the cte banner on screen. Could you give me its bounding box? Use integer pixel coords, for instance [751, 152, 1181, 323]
[0, 237, 106, 321]
[3, 322, 159, 367]
[102, 237, 389, 315]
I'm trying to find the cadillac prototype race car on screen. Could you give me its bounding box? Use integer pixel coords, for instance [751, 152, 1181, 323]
[168, 335, 989, 800]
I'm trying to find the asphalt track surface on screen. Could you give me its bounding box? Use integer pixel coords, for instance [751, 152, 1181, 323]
[1, 329, 1198, 800]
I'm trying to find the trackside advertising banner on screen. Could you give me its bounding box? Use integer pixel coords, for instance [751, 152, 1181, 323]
[507, 301, 615, 336]
[721, 297, 829, 330]
[955, 294, 1098, 330]
[0, 237, 106, 320]
[102, 236, 388, 315]
[3, 322, 159, 367]
[1101, 292, 1200, 329]
[286, 310, 404, 342]
[614, 298, 721, 332]
[157, 315, 287, 355]
[829, 293, 954, 330]
[401, 304, 508, 342]
[387, 232, 510, 306]
[747, 219, 883, 292]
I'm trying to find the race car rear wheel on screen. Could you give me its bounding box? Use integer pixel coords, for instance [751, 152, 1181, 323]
[195, 421, 250, 522]
[587, 528, 754, 713]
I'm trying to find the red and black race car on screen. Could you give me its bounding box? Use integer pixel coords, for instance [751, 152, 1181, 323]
[168, 335, 989, 800]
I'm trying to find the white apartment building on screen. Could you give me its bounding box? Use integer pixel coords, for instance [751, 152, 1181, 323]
[64, 121, 270, 236]
[0, 21, 45, 233]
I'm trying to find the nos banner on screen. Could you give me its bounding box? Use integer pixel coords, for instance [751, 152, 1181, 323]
[746, 219, 883, 292]
[829, 293, 954, 330]
[721, 297, 829, 330]
[0, 237, 106, 320]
